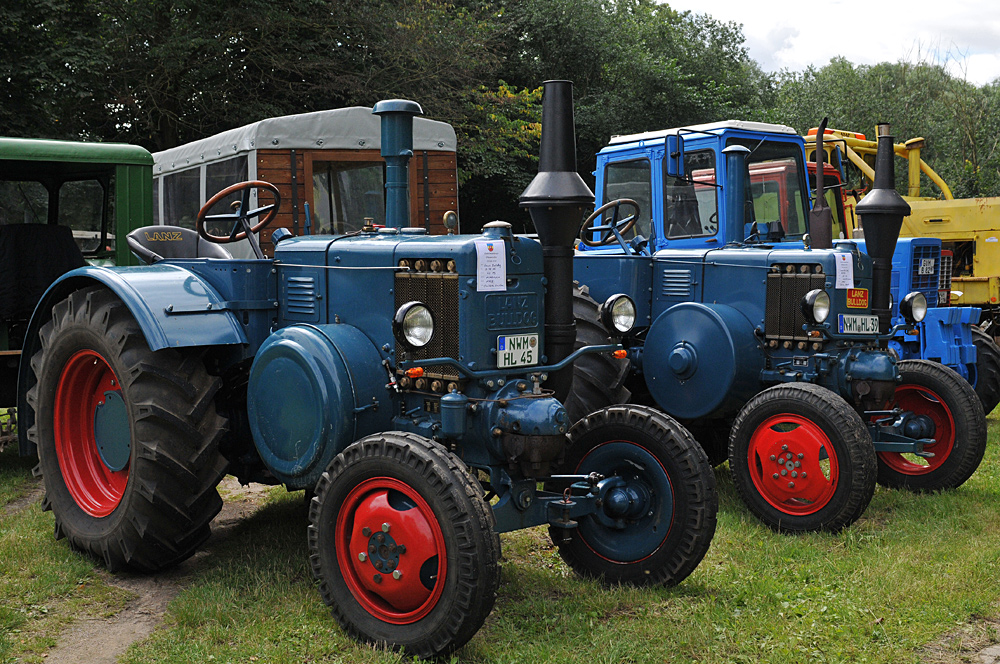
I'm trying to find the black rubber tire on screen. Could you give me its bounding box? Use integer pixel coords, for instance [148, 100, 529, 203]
[687, 420, 732, 467]
[729, 383, 876, 533]
[308, 432, 500, 659]
[876, 359, 987, 491]
[549, 404, 717, 587]
[563, 283, 631, 423]
[970, 327, 1000, 415]
[27, 286, 228, 572]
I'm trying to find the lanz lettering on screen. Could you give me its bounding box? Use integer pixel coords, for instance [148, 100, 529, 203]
[144, 231, 184, 242]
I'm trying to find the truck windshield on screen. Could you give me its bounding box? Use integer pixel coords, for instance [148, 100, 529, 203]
[727, 138, 809, 238]
[1, 176, 110, 256]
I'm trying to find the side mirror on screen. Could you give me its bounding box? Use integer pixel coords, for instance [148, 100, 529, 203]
[665, 134, 685, 178]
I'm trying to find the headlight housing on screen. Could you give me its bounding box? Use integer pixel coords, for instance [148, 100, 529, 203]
[600, 294, 637, 335]
[393, 301, 435, 349]
[801, 289, 831, 324]
[900, 291, 927, 324]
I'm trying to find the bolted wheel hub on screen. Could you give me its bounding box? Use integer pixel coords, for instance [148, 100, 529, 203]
[748, 414, 839, 515]
[357, 526, 407, 575]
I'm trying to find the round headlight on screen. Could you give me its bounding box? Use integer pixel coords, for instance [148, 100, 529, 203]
[900, 291, 927, 324]
[801, 289, 831, 324]
[393, 301, 435, 349]
[600, 294, 637, 334]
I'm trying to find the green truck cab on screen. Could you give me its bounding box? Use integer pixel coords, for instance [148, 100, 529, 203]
[1, 137, 153, 409]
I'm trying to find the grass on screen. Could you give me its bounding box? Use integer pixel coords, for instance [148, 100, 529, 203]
[2, 416, 1000, 663]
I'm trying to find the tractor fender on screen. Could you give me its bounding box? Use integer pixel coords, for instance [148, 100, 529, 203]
[919, 305, 980, 370]
[17, 265, 247, 458]
[640, 302, 763, 420]
[246, 323, 390, 490]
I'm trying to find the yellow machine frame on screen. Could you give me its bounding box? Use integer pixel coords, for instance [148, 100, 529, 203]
[805, 129, 1000, 329]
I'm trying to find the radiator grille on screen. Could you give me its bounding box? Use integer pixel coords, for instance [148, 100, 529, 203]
[661, 269, 694, 297]
[938, 250, 953, 292]
[910, 244, 940, 307]
[395, 272, 460, 379]
[286, 276, 316, 316]
[765, 267, 826, 341]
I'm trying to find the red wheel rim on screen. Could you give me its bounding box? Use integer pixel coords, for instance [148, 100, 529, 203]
[335, 477, 447, 624]
[54, 350, 129, 517]
[747, 414, 839, 515]
[877, 384, 955, 475]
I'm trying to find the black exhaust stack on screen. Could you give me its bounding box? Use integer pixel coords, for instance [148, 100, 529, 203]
[809, 118, 833, 250]
[855, 123, 910, 337]
[519, 81, 595, 401]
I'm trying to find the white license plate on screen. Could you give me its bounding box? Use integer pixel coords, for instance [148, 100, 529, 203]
[838, 314, 880, 334]
[497, 334, 539, 368]
[918, 258, 935, 275]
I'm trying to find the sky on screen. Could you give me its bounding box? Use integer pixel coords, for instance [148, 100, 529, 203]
[665, 0, 1000, 86]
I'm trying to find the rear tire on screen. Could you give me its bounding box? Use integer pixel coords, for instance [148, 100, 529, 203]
[729, 383, 876, 533]
[550, 405, 717, 587]
[876, 359, 986, 491]
[308, 432, 500, 659]
[970, 327, 1000, 415]
[563, 284, 631, 422]
[28, 286, 228, 572]
[687, 420, 731, 467]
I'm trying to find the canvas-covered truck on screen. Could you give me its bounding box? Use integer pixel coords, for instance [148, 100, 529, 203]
[151, 107, 460, 258]
[16, 82, 718, 658]
[567, 120, 986, 534]
[1, 138, 151, 411]
[804, 127, 1000, 337]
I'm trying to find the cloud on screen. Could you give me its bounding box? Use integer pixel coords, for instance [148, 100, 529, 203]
[747, 25, 800, 71]
[662, 0, 1000, 85]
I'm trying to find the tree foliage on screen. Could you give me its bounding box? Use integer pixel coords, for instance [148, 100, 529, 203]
[772, 57, 1000, 198]
[3, 0, 998, 226]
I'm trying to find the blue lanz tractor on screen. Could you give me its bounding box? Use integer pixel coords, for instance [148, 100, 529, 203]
[568, 120, 986, 534]
[16, 82, 718, 658]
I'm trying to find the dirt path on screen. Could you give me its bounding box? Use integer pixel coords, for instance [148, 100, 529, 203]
[41, 478, 273, 664]
[1, 483, 43, 518]
[920, 614, 1000, 664]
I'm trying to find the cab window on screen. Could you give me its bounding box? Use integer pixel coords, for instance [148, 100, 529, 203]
[663, 150, 717, 238]
[312, 161, 385, 234]
[0, 180, 48, 225]
[601, 159, 652, 241]
[59, 179, 108, 254]
[728, 138, 809, 237]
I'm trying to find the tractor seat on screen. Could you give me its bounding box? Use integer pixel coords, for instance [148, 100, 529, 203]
[126, 226, 232, 264]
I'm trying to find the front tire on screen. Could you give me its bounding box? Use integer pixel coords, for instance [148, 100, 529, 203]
[563, 284, 631, 422]
[550, 405, 717, 587]
[729, 383, 876, 533]
[28, 286, 228, 572]
[876, 359, 986, 491]
[308, 433, 500, 659]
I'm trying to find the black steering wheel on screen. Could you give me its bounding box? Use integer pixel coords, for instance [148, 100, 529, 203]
[579, 199, 641, 248]
[197, 180, 281, 259]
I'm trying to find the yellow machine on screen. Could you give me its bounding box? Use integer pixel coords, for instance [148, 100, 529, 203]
[804, 128, 1000, 335]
